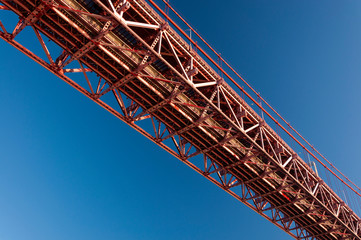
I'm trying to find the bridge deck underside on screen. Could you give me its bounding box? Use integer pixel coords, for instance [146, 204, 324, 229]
[1, 0, 360, 239]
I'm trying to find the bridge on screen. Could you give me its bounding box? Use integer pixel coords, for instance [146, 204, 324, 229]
[0, 0, 360, 239]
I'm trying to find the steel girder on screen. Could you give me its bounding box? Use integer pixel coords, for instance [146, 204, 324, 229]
[0, 0, 360, 239]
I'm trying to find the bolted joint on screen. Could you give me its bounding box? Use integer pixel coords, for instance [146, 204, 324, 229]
[216, 78, 224, 85]
[4, 32, 14, 41]
[203, 171, 210, 176]
[92, 93, 100, 99]
[125, 116, 134, 123]
[118, 1, 131, 13]
[160, 22, 169, 31]
[50, 62, 61, 72]
[154, 137, 163, 143]
[259, 119, 265, 127]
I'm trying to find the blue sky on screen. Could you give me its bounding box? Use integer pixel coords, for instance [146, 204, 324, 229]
[0, 0, 361, 239]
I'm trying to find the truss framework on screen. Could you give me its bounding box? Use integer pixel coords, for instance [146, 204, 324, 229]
[0, 0, 360, 239]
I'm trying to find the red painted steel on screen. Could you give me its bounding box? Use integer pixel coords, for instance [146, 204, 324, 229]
[149, 0, 361, 197]
[0, 1, 360, 239]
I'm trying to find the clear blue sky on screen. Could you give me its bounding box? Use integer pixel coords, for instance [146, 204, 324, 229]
[0, 1, 361, 239]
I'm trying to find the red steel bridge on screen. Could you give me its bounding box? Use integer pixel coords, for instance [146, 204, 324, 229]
[0, 0, 361, 239]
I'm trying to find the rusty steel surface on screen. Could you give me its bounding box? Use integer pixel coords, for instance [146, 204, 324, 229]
[0, 0, 360, 239]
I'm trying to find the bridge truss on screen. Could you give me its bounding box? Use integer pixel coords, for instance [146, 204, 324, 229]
[0, 0, 360, 239]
